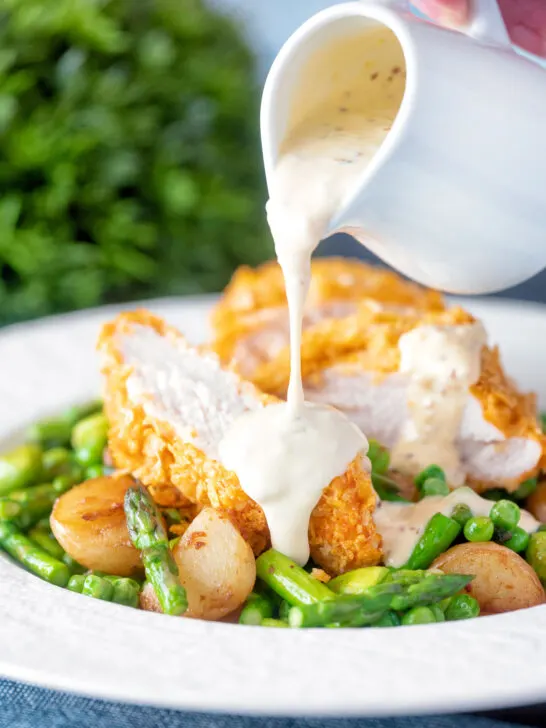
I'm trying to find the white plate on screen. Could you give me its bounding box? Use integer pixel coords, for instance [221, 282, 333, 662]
[1, 295, 546, 717]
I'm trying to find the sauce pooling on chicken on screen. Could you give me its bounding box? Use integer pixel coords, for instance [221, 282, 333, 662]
[219, 27, 405, 564]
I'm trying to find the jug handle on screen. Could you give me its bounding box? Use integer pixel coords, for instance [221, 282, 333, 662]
[464, 0, 511, 47]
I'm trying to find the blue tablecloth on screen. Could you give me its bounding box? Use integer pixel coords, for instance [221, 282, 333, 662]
[0, 679, 538, 728]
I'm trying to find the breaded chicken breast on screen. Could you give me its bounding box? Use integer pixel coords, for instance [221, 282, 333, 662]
[212, 258, 444, 378]
[248, 303, 545, 492]
[98, 311, 382, 575]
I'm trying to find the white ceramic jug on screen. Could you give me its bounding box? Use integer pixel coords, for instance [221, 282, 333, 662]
[261, 0, 546, 294]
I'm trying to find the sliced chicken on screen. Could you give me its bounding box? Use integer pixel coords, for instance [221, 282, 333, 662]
[212, 257, 444, 377]
[247, 303, 544, 492]
[98, 310, 382, 575]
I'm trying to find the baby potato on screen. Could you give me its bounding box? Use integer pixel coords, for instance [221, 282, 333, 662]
[432, 542, 545, 614]
[173, 508, 256, 621]
[51, 473, 142, 576]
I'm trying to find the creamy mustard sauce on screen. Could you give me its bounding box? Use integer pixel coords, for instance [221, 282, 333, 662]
[375, 487, 540, 568]
[391, 323, 487, 485]
[219, 27, 405, 564]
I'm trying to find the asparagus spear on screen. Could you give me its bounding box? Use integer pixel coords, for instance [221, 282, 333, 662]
[405, 513, 461, 569]
[1, 480, 73, 530]
[0, 521, 69, 586]
[255, 549, 334, 606]
[71, 413, 108, 467]
[27, 420, 72, 449]
[329, 566, 389, 595]
[0, 443, 43, 495]
[390, 573, 473, 611]
[62, 401, 103, 428]
[288, 582, 403, 628]
[28, 526, 65, 560]
[240, 590, 277, 625]
[124, 484, 187, 616]
[261, 619, 289, 628]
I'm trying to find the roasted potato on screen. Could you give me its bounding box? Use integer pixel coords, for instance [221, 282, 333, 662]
[51, 473, 142, 576]
[432, 542, 545, 613]
[173, 508, 256, 621]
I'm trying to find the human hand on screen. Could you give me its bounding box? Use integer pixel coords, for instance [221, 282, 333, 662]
[412, 0, 546, 57]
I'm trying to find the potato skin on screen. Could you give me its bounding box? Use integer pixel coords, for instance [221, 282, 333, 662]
[173, 508, 256, 621]
[432, 542, 546, 614]
[50, 474, 142, 577]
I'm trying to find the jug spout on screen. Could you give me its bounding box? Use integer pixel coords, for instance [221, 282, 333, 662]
[261, 2, 546, 294]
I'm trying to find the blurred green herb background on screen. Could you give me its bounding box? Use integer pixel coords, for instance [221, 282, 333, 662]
[0, 0, 271, 325]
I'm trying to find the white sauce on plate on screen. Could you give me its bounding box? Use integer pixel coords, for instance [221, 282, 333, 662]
[219, 27, 404, 564]
[375, 487, 539, 567]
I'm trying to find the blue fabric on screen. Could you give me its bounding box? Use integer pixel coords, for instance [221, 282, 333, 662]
[0, 678, 533, 728]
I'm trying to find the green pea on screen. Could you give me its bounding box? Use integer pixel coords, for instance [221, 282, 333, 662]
[489, 500, 520, 532]
[451, 504, 473, 527]
[464, 516, 494, 542]
[421, 477, 450, 498]
[527, 531, 546, 582]
[429, 604, 445, 622]
[74, 444, 104, 467]
[415, 465, 446, 491]
[374, 611, 401, 628]
[445, 594, 480, 621]
[513, 478, 537, 501]
[42, 448, 72, 478]
[53, 472, 83, 494]
[504, 527, 530, 553]
[71, 413, 108, 452]
[401, 606, 437, 625]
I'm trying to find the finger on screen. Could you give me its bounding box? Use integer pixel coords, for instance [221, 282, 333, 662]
[412, 0, 470, 27]
[498, 0, 546, 58]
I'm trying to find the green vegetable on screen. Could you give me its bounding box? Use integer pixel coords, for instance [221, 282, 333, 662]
[27, 420, 72, 448]
[541, 412, 546, 434]
[62, 402, 104, 428]
[52, 471, 83, 492]
[288, 582, 402, 628]
[505, 527, 530, 553]
[464, 516, 494, 543]
[405, 513, 461, 569]
[67, 574, 86, 593]
[445, 594, 480, 621]
[429, 604, 445, 622]
[81, 574, 114, 601]
[74, 445, 104, 468]
[421, 478, 450, 498]
[124, 484, 187, 615]
[3, 480, 73, 530]
[85, 465, 106, 480]
[240, 591, 277, 626]
[63, 554, 87, 575]
[415, 465, 446, 491]
[401, 606, 437, 625]
[42, 448, 72, 478]
[0, 0, 267, 326]
[279, 600, 291, 622]
[390, 573, 472, 612]
[513, 478, 537, 500]
[373, 610, 400, 627]
[109, 577, 140, 608]
[261, 619, 289, 628]
[255, 550, 334, 606]
[28, 526, 65, 560]
[489, 500, 520, 532]
[526, 531, 546, 582]
[0, 444, 43, 495]
[0, 521, 69, 586]
[329, 567, 389, 595]
[451, 503, 473, 527]
[371, 474, 410, 503]
[71, 413, 108, 452]
[367, 440, 390, 475]
[0, 499, 22, 521]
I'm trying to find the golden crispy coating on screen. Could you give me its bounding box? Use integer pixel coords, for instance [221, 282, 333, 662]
[98, 310, 382, 574]
[212, 257, 444, 337]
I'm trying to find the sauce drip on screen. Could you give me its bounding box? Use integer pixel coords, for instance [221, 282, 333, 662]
[391, 323, 487, 484]
[219, 28, 403, 565]
[375, 487, 539, 567]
